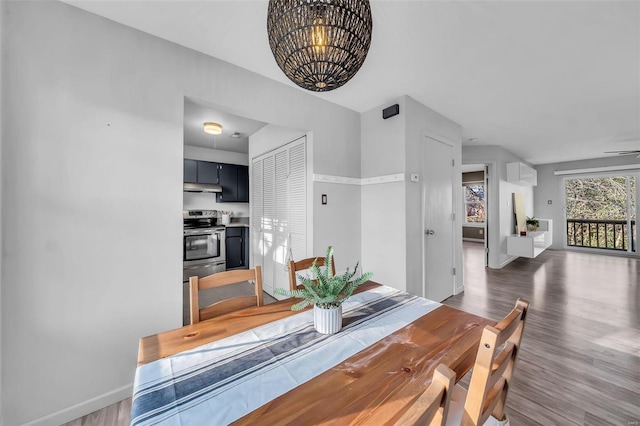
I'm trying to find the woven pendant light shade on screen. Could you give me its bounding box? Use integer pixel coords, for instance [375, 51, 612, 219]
[267, 0, 373, 92]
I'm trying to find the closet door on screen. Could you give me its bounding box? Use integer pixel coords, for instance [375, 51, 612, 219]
[251, 158, 264, 283]
[288, 139, 307, 264]
[261, 156, 275, 295]
[251, 136, 307, 298]
[272, 148, 290, 294]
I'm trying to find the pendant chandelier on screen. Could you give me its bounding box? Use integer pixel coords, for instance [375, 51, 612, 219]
[267, 0, 373, 92]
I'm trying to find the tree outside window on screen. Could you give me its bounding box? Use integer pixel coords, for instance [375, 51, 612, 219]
[464, 184, 485, 223]
[565, 175, 636, 251]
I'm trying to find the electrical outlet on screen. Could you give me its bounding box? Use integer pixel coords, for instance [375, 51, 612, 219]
[322, 194, 327, 205]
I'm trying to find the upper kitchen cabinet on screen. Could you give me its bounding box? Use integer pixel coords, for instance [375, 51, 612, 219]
[198, 161, 219, 184]
[237, 165, 249, 202]
[183, 159, 220, 184]
[217, 164, 249, 203]
[184, 159, 198, 183]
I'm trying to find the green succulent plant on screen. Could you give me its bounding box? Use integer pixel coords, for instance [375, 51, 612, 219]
[275, 246, 373, 311]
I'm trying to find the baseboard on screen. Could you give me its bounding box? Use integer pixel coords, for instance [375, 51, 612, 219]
[499, 255, 518, 269]
[22, 384, 132, 426]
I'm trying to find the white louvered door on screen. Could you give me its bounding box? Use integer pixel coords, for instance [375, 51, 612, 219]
[288, 141, 307, 268]
[251, 158, 264, 290]
[272, 149, 289, 294]
[261, 155, 275, 294]
[251, 136, 307, 298]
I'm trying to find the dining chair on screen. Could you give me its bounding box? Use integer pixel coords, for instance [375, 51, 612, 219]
[446, 299, 530, 426]
[396, 364, 456, 426]
[288, 255, 336, 291]
[189, 266, 263, 325]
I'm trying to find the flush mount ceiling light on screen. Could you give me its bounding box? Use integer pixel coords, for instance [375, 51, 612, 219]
[203, 122, 222, 135]
[267, 0, 373, 92]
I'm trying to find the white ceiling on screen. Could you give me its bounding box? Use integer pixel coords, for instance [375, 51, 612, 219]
[184, 98, 266, 153]
[63, 0, 639, 164]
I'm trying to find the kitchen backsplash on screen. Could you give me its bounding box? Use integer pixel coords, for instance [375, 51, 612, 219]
[183, 192, 250, 217]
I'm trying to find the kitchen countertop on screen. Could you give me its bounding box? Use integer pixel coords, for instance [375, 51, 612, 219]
[224, 218, 249, 227]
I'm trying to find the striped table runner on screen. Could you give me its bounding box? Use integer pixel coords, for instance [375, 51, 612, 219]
[131, 285, 441, 425]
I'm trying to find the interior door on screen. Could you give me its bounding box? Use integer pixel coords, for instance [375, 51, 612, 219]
[423, 136, 455, 302]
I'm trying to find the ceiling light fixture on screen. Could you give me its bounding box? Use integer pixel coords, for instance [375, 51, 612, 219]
[267, 0, 373, 92]
[203, 122, 222, 135]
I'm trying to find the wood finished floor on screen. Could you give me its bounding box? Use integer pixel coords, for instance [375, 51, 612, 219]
[64, 244, 640, 425]
[445, 242, 640, 426]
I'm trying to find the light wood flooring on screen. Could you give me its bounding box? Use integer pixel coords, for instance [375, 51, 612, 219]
[64, 244, 640, 425]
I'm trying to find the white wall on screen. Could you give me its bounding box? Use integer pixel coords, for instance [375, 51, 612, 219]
[0, 2, 4, 423]
[183, 145, 250, 217]
[1, 2, 361, 424]
[361, 98, 407, 289]
[185, 145, 249, 166]
[361, 96, 462, 296]
[313, 181, 362, 274]
[534, 155, 640, 250]
[463, 145, 535, 268]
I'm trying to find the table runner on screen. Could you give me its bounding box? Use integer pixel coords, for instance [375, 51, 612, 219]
[131, 286, 440, 425]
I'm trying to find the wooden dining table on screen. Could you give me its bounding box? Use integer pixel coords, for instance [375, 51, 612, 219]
[133, 281, 494, 425]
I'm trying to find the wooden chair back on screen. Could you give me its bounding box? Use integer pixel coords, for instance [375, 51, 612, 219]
[397, 364, 456, 425]
[462, 299, 529, 425]
[288, 256, 336, 291]
[189, 266, 263, 325]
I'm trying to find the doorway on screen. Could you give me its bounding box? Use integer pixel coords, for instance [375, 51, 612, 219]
[462, 164, 489, 267]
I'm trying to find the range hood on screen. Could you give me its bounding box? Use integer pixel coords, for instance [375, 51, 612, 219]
[183, 182, 222, 193]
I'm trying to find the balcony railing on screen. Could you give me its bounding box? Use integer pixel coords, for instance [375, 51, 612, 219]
[567, 219, 636, 252]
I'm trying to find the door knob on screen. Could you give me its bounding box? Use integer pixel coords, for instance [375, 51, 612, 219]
[425, 229, 435, 235]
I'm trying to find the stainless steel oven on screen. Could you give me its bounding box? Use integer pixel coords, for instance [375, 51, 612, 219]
[182, 210, 226, 283]
[183, 210, 226, 325]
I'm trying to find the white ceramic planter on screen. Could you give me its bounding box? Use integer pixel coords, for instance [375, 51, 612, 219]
[314, 304, 343, 334]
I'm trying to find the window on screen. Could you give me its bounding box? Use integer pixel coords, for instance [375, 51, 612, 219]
[464, 183, 485, 223]
[565, 175, 636, 252]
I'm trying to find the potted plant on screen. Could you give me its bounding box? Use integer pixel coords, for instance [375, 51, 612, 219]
[526, 216, 540, 232]
[275, 246, 373, 334]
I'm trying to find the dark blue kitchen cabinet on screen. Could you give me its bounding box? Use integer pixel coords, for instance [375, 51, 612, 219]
[237, 165, 249, 202]
[198, 161, 219, 184]
[183, 159, 198, 183]
[217, 164, 249, 203]
[225, 227, 248, 270]
[242, 227, 249, 267]
[184, 160, 219, 184]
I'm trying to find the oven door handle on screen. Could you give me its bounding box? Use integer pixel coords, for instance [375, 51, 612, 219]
[184, 229, 214, 236]
[184, 265, 204, 270]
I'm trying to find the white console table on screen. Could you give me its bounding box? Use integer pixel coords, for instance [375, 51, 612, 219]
[507, 219, 553, 258]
